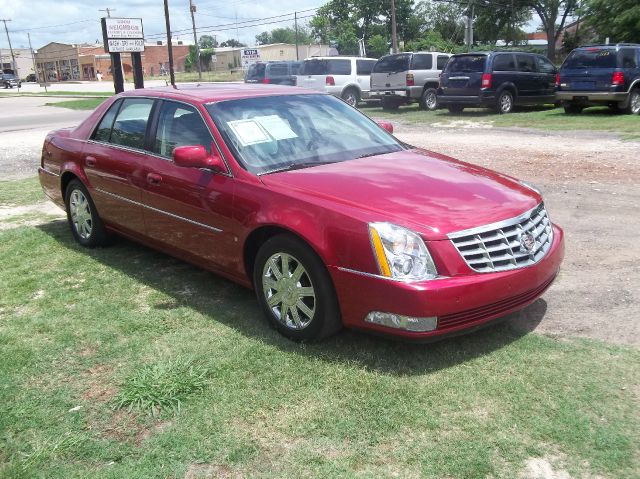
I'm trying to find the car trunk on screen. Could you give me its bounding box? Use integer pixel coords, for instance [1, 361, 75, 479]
[371, 54, 412, 90]
[440, 54, 486, 96]
[559, 48, 618, 91]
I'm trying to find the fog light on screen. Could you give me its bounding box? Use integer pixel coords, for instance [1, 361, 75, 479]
[365, 311, 438, 332]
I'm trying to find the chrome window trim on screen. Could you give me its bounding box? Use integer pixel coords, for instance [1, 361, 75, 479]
[448, 203, 544, 239]
[88, 95, 234, 178]
[94, 188, 223, 233]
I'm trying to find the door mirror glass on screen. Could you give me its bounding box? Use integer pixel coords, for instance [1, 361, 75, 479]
[173, 145, 225, 172]
[377, 121, 394, 134]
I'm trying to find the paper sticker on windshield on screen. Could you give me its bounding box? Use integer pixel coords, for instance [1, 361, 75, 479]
[254, 115, 298, 141]
[227, 119, 271, 146]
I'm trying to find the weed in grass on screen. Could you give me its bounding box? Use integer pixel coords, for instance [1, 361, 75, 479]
[114, 359, 209, 416]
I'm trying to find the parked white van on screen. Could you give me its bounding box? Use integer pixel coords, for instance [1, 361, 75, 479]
[295, 56, 378, 106]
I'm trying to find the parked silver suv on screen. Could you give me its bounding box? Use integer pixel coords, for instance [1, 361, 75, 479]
[370, 52, 451, 110]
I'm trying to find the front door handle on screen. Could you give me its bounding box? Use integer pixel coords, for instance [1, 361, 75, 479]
[85, 156, 97, 167]
[146, 172, 162, 185]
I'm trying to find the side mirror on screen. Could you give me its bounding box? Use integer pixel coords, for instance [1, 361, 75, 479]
[173, 145, 226, 172]
[377, 121, 394, 134]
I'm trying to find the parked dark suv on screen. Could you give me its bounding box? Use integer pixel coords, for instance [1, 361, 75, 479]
[556, 44, 640, 114]
[244, 61, 301, 86]
[1, 73, 21, 88]
[437, 51, 557, 114]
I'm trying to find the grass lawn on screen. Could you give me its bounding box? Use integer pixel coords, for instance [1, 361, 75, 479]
[45, 98, 108, 110]
[364, 103, 640, 139]
[0, 177, 46, 206]
[1, 178, 639, 478]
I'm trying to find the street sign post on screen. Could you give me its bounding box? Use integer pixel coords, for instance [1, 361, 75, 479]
[101, 17, 145, 92]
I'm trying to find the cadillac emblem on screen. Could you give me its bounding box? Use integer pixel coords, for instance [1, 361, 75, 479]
[519, 232, 536, 254]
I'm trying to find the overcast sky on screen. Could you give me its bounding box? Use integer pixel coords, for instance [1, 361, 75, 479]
[0, 0, 323, 50]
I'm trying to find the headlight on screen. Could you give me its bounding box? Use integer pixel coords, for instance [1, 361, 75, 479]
[368, 222, 438, 281]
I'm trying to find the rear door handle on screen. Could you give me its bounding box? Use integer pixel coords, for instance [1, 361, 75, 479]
[146, 172, 162, 185]
[85, 156, 97, 167]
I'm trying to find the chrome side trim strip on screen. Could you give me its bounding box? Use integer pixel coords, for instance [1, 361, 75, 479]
[447, 203, 543, 239]
[94, 188, 223, 233]
[39, 167, 60, 177]
[336, 266, 446, 282]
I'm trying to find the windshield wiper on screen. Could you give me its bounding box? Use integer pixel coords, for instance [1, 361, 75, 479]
[262, 160, 336, 174]
[355, 152, 385, 159]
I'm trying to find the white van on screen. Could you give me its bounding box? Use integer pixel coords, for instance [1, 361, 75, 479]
[295, 56, 378, 107]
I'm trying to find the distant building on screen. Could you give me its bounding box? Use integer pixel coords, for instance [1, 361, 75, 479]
[0, 48, 35, 79]
[213, 43, 335, 71]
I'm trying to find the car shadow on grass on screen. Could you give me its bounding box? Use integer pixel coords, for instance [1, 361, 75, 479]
[38, 219, 548, 376]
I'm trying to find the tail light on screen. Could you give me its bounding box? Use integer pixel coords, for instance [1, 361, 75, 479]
[262, 78, 270, 84]
[325, 76, 335, 86]
[406, 73, 415, 86]
[612, 71, 624, 86]
[481, 73, 492, 88]
[555, 73, 561, 87]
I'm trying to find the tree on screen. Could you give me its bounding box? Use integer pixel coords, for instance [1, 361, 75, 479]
[414, 1, 466, 45]
[585, 0, 640, 43]
[473, 2, 531, 46]
[405, 30, 459, 53]
[367, 34, 389, 58]
[255, 27, 313, 45]
[199, 35, 217, 49]
[524, 0, 578, 62]
[219, 39, 246, 48]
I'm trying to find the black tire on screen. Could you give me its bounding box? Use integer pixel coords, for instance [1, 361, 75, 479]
[253, 234, 342, 342]
[381, 96, 401, 110]
[496, 90, 514, 114]
[447, 104, 464, 114]
[64, 179, 109, 247]
[563, 104, 583, 114]
[341, 87, 360, 107]
[419, 87, 438, 111]
[621, 89, 640, 115]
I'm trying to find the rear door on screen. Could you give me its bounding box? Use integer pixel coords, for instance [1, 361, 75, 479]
[560, 47, 617, 91]
[440, 54, 486, 96]
[141, 100, 238, 271]
[84, 97, 154, 235]
[535, 55, 557, 99]
[514, 54, 538, 98]
[356, 59, 376, 93]
[370, 54, 411, 90]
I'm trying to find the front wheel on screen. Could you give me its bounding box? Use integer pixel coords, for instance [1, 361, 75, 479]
[65, 179, 109, 247]
[496, 90, 514, 114]
[254, 235, 341, 342]
[419, 87, 438, 111]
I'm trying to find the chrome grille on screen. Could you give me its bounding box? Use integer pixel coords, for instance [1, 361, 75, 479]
[448, 203, 553, 273]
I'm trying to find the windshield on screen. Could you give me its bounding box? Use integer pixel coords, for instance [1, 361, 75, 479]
[563, 49, 617, 69]
[372, 54, 411, 73]
[445, 55, 486, 73]
[207, 94, 403, 175]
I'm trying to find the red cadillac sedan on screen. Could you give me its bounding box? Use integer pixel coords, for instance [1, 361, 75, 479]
[38, 84, 564, 341]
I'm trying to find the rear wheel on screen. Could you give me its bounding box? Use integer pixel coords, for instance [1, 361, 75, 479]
[624, 89, 640, 115]
[381, 96, 401, 111]
[447, 104, 464, 114]
[341, 88, 359, 107]
[64, 179, 109, 247]
[419, 87, 438, 111]
[496, 90, 514, 114]
[253, 235, 341, 342]
[563, 104, 583, 114]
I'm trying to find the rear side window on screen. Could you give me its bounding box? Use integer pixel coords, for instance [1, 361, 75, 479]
[372, 54, 411, 73]
[445, 55, 486, 73]
[493, 54, 516, 71]
[437, 55, 449, 70]
[268, 63, 289, 77]
[299, 59, 326, 75]
[516, 54, 536, 72]
[356, 59, 376, 75]
[620, 49, 638, 69]
[563, 49, 617, 69]
[92, 100, 121, 142]
[110, 98, 154, 150]
[536, 56, 556, 74]
[411, 54, 433, 70]
[327, 59, 351, 75]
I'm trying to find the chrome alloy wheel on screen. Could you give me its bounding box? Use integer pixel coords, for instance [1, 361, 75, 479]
[425, 90, 437, 110]
[499, 92, 513, 113]
[631, 90, 640, 115]
[69, 189, 93, 240]
[343, 91, 358, 107]
[262, 252, 316, 330]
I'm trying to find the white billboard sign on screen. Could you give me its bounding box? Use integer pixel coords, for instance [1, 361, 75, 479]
[105, 18, 144, 39]
[241, 48, 260, 68]
[107, 39, 145, 53]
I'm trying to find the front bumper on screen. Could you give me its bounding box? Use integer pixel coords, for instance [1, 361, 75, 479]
[329, 224, 564, 339]
[556, 91, 628, 103]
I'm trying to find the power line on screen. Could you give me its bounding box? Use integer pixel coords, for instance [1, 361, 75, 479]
[8, 19, 96, 33]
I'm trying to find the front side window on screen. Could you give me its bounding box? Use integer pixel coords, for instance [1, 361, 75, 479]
[154, 101, 213, 157]
[92, 99, 121, 142]
[207, 94, 403, 175]
[110, 98, 154, 150]
[411, 54, 433, 70]
[536, 56, 556, 74]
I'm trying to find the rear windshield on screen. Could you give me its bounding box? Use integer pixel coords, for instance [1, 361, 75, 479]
[372, 54, 411, 73]
[445, 55, 486, 73]
[563, 49, 617, 69]
[299, 59, 351, 75]
[245, 63, 266, 80]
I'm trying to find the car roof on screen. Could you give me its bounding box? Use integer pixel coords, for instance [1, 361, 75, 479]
[118, 83, 317, 103]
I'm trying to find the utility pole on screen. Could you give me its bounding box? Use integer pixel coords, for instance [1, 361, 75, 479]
[0, 19, 16, 73]
[163, 0, 176, 88]
[99, 8, 116, 18]
[28, 33, 39, 83]
[390, 0, 398, 53]
[294, 11, 299, 60]
[189, 0, 202, 80]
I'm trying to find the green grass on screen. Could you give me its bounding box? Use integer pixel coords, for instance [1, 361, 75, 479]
[0, 178, 639, 478]
[45, 98, 108, 110]
[364, 103, 640, 139]
[0, 177, 45, 206]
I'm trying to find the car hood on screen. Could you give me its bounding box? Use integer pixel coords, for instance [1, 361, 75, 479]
[260, 149, 540, 240]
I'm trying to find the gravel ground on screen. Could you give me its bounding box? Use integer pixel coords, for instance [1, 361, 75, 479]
[1, 95, 638, 345]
